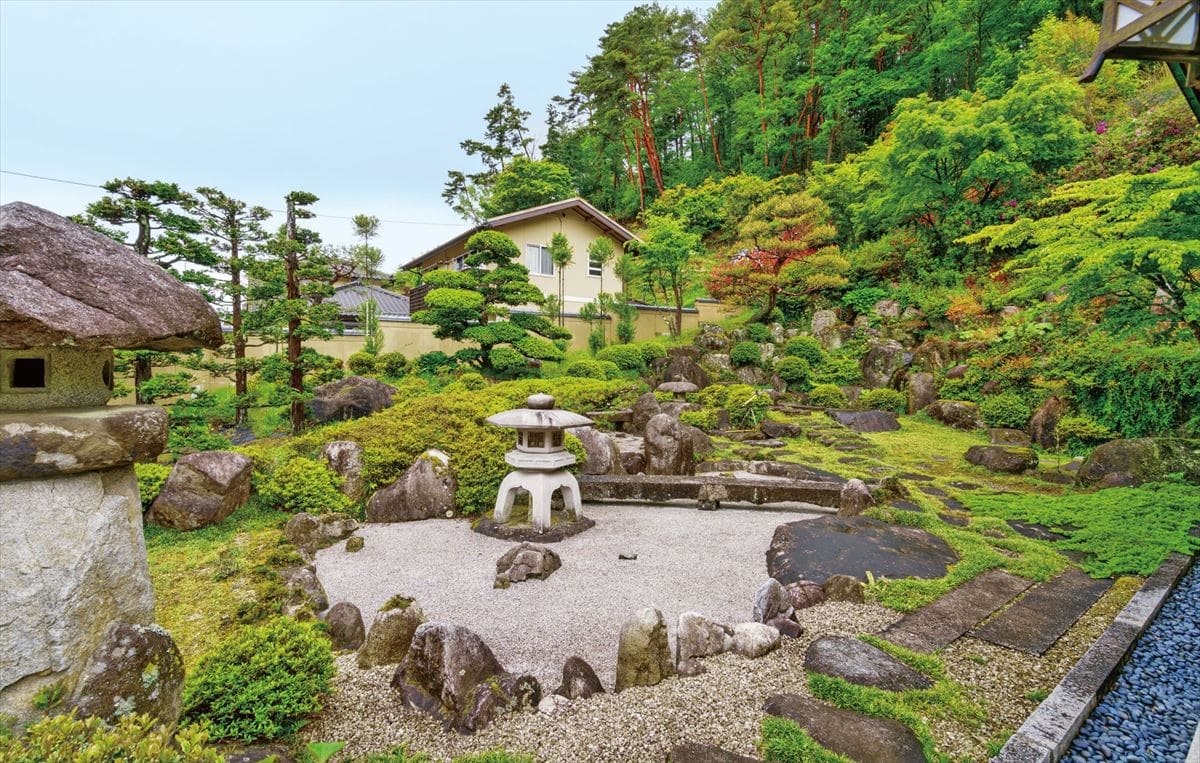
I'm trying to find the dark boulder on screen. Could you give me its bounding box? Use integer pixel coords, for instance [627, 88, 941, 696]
[765, 694, 925, 763]
[905, 372, 937, 414]
[859, 340, 909, 388]
[309, 375, 396, 423]
[927, 400, 984, 430]
[630, 392, 663, 436]
[989, 428, 1032, 446]
[494, 542, 562, 588]
[804, 636, 933, 691]
[323, 602, 366, 651]
[1076, 438, 1200, 487]
[554, 655, 604, 700]
[828, 410, 899, 433]
[69, 621, 184, 726]
[965, 445, 1038, 474]
[148, 451, 252, 531]
[1028, 396, 1066, 449]
[366, 450, 455, 522]
[284, 511, 358, 552]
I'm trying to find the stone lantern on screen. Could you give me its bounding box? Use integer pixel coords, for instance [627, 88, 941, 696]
[486, 393, 591, 533]
[657, 376, 699, 401]
[0, 202, 223, 725]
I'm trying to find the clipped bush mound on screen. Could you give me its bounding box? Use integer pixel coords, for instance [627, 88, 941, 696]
[347, 351, 378, 375]
[748, 322, 773, 342]
[595, 342, 665, 372]
[979, 393, 1033, 429]
[182, 617, 333, 743]
[135, 462, 172, 509]
[376, 351, 409, 378]
[730, 341, 762, 368]
[565, 359, 622, 380]
[783, 336, 826, 366]
[1055, 415, 1114, 454]
[808, 383, 849, 408]
[858, 388, 906, 412]
[0, 712, 224, 762]
[254, 456, 350, 515]
[775, 356, 812, 390]
[812, 354, 862, 386]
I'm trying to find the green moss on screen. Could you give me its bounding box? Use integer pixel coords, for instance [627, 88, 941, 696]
[760, 716, 854, 763]
[381, 595, 414, 612]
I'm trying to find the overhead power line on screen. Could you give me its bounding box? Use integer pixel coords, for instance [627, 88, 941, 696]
[0, 169, 467, 227]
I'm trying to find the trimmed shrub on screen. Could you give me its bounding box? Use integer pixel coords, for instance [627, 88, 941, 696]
[376, 352, 409, 378]
[254, 457, 350, 514]
[455, 372, 487, 391]
[774, 356, 812, 390]
[730, 341, 762, 368]
[347, 351, 377, 375]
[565, 360, 621, 380]
[182, 618, 333, 743]
[679, 409, 718, 431]
[135, 462, 172, 509]
[748, 323, 773, 343]
[0, 713, 224, 762]
[596, 344, 648, 371]
[979, 393, 1033, 429]
[857, 388, 906, 412]
[727, 387, 771, 428]
[1055, 415, 1115, 454]
[811, 354, 861, 385]
[808, 383, 849, 408]
[415, 351, 456, 375]
[782, 336, 826, 366]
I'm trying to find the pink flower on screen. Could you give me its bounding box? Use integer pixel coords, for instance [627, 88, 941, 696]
[1095, 121, 1108, 135]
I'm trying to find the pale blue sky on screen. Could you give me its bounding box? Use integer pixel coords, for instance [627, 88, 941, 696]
[0, 0, 714, 269]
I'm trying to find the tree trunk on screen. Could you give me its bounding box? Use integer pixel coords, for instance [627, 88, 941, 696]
[134, 356, 152, 404]
[284, 201, 305, 435]
[230, 242, 247, 426]
[696, 55, 723, 170]
[758, 57, 768, 168]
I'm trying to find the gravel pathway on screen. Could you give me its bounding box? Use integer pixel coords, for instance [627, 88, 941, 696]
[315, 503, 820, 689]
[1063, 561, 1200, 762]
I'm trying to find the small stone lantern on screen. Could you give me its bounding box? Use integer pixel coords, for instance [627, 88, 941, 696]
[486, 393, 591, 533]
[657, 376, 699, 401]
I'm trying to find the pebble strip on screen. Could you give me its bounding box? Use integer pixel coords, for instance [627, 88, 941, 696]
[1063, 560, 1200, 762]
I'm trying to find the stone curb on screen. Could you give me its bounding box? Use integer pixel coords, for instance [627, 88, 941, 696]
[992, 552, 1196, 763]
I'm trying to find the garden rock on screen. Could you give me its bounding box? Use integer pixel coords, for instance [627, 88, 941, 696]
[873, 299, 901, 319]
[946, 364, 969, 379]
[309, 375, 396, 422]
[615, 607, 674, 691]
[323, 602, 366, 651]
[965, 445, 1038, 474]
[804, 636, 932, 691]
[811, 309, 842, 349]
[630, 392, 663, 435]
[357, 595, 426, 669]
[345, 535, 364, 552]
[989, 428, 1032, 446]
[620, 450, 646, 475]
[927, 400, 984, 430]
[731, 622, 780, 658]
[281, 565, 328, 615]
[823, 574, 865, 603]
[0, 406, 168, 481]
[767, 616, 803, 638]
[765, 694, 925, 763]
[859, 340, 909, 388]
[664, 353, 712, 390]
[828, 410, 899, 433]
[568, 426, 623, 475]
[760, 420, 802, 439]
[284, 512, 358, 552]
[366, 449, 456, 522]
[1076, 437, 1200, 487]
[69, 621, 184, 726]
[668, 742, 761, 763]
[735, 366, 767, 386]
[147, 451, 251, 531]
[696, 323, 730, 352]
[676, 612, 733, 666]
[768, 516, 957, 586]
[701, 353, 733, 377]
[838, 478, 875, 516]
[321, 440, 366, 501]
[783, 580, 826, 611]
[644, 413, 695, 476]
[1028, 395, 1066, 448]
[494, 542, 562, 588]
[554, 655, 604, 700]
[391, 622, 540, 733]
[752, 578, 793, 623]
[685, 424, 714, 458]
[906, 372, 937, 413]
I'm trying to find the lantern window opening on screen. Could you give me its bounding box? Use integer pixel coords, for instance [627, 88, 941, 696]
[9, 356, 47, 389]
[527, 431, 546, 449]
[552, 431, 563, 448]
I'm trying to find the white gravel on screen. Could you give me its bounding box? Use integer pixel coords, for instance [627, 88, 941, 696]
[314, 502, 820, 690]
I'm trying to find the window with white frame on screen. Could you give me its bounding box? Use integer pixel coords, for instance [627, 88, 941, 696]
[588, 253, 603, 277]
[451, 254, 467, 271]
[526, 243, 553, 276]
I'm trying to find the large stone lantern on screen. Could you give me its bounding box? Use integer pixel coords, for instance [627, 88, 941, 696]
[486, 393, 591, 533]
[0, 202, 223, 725]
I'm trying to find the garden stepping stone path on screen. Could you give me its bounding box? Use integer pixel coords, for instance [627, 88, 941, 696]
[667, 742, 761, 762]
[764, 694, 926, 763]
[879, 569, 1033, 652]
[972, 568, 1112, 655]
[767, 516, 957, 586]
[803, 636, 933, 691]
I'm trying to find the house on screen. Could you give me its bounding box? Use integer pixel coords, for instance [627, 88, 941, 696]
[327, 279, 411, 324]
[403, 197, 636, 316]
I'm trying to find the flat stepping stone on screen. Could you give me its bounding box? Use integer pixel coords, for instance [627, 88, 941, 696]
[765, 693, 925, 763]
[897, 472, 934, 482]
[889, 500, 922, 512]
[940, 497, 965, 510]
[1006, 519, 1068, 542]
[804, 636, 933, 691]
[938, 513, 969, 527]
[918, 485, 948, 497]
[948, 481, 980, 490]
[972, 568, 1113, 655]
[668, 742, 760, 762]
[767, 516, 957, 586]
[828, 410, 900, 433]
[880, 570, 1033, 652]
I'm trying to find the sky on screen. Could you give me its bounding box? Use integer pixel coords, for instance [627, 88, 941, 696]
[0, 0, 715, 271]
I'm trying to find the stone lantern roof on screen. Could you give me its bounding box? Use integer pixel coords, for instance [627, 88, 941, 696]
[657, 378, 699, 396]
[0, 202, 223, 351]
[486, 393, 593, 430]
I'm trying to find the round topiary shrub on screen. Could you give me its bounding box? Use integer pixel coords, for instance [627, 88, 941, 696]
[255, 457, 350, 514]
[416, 351, 455, 375]
[782, 336, 826, 367]
[980, 393, 1033, 429]
[858, 388, 906, 412]
[808, 383, 849, 408]
[346, 351, 377, 375]
[565, 359, 621, 380]
[730, 341, 762, 368]
[596, 344, 649, 371]
[375, 352, 408, 378]
[135, 462, 172, 509]
[635, 342, 667, 365]
[774, 356, 812, 390]
[1055, 415, 1114, 454]
[747, 323, 773, 343]
[182, 617, 333, 743]
[812, 354, 861, 385]
[456, 372, 488, 390]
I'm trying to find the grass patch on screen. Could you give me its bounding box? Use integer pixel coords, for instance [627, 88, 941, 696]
[145, 498, 290, 665]
[760, 716, 854, 763]
[858, 635, 945, 680]
[961, 482, 1200, 577]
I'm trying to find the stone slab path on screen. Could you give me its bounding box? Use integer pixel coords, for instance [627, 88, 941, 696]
[972, 568, 1112, 655]
[804, 636, 933, 691]
[764, 694, 925, 763]
[880, 569, 1033, 652]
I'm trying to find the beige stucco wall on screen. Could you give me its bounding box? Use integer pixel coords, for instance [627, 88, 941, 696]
[0, 347, 113, 412]
[426, 210, 626, 314]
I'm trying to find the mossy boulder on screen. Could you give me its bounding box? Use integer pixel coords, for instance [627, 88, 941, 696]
[965, 445, 1038, 474]
[1076, 438, 1200, 487]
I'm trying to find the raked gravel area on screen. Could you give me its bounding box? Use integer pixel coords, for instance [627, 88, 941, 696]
[314, 502, 821, 689]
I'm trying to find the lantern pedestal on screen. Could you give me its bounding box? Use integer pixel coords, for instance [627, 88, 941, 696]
[494, 469, 582, 532]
